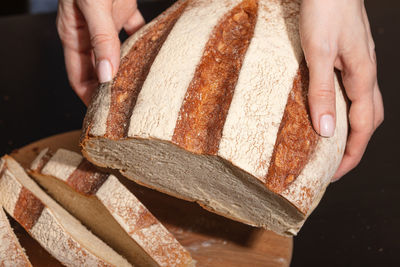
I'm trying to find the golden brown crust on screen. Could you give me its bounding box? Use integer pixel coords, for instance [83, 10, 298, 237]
[105, 1, 188, 139]
[14, 188, 45, 230]
[67, 159, 109, 196]
[172, 0, 258, 154]
[265, 61, 319, 193]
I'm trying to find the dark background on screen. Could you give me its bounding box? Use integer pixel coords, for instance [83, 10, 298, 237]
[0, 0, 399, 266]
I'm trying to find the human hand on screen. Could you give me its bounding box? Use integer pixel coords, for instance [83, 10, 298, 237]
[299, 0, 384, 181]
[57, 0, 145, 105]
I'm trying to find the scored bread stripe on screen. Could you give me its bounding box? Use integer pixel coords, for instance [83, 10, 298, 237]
[281, 76, 348, 214]
[35, 149, 108, 196]
[41, 149, 82, 182]
[68, 160, 109, 196]
[265, 61, 319, 193]
[97, 176, 193, 266]
[104, 0, 188, 139]
[127, 0, 243, 140]
[86, 0, 188, 138]
[0, 207, 32, 266]
[1, 156, 131, 267]
[14, 188, 45, 230]
[171, 0, 258, 155]
[218, 0, 303, 180]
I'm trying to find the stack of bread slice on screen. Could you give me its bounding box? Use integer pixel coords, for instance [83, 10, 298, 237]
[0, 152, 194, 266]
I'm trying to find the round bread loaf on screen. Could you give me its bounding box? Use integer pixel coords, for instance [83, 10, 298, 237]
[81, 0, 348, 235]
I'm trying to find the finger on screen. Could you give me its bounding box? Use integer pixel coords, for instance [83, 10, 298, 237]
[123, 9, 145, 35]
[77, 0, 120, 83]
[63, 46, 98, 106]
[304, 45, 337, 137]
[332, 96, 374, 180]
[373, 83, 384, 129]
[57, 2, 97, 105]
[332, 58, 376, 181]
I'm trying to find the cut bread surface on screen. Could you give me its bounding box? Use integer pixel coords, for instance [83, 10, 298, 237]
[0, 155, 132, 267]
[83, 137, 304, 235]
[29, 148, 194, 267]
[0, 206, 32, 267]
[81, 0, 348, 235]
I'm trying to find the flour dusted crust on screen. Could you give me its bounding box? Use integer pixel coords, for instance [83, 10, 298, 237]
[29, 148, 194, 267]
[0, 155, 132, 267]
[0, 207, 31, 267]
[81, 0, 348, 235]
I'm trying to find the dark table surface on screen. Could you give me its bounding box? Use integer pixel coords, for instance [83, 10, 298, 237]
[0, 1, 399, 266]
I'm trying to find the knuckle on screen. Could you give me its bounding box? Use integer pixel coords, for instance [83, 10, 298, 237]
[90, 33, 116, 48]
[369, 49, 377, 65]
[355, 118, 375, 136]
[369, 40, 376, 59]
[369, 40, 376, 51]
[354, 53, 377, 76]
[359, 61, 376, 77]
[309, 87, 335, 103]
[78, 0, 95, 8]
[349, 62, 377, 89]
[305, 40, 335, 59]
[56, 17, 68, 39]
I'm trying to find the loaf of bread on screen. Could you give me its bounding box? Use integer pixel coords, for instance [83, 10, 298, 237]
[0, 155, 132, 267]
[81, 0, 348, 235]
[29, 148, 194, 267]
[0, 207, 32, 267]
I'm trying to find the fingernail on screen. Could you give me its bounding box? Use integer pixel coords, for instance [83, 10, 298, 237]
[320, 114, 334, 137]
[97, 59, 113, 83]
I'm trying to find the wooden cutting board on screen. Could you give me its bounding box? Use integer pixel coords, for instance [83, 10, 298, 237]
[10, 130, 293, 267]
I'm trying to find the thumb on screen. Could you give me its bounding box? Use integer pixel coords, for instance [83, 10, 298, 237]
[78, 0, 120, 83]
[306, 54, 337, 137]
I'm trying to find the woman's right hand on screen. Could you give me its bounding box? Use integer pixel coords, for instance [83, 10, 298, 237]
[57, 0, 145, 105]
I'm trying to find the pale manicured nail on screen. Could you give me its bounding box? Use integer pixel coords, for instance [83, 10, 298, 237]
[320, 114, 334, 137]
[97, 59, 113, 83]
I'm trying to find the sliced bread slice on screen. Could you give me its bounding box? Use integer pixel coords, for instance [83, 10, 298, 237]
[0, 206, 32, 267]
[29, 148, 194, 267]
[0, 155, 131, 267]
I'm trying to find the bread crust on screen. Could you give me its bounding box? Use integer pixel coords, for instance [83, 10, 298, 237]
[80, 0, 348, 234]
